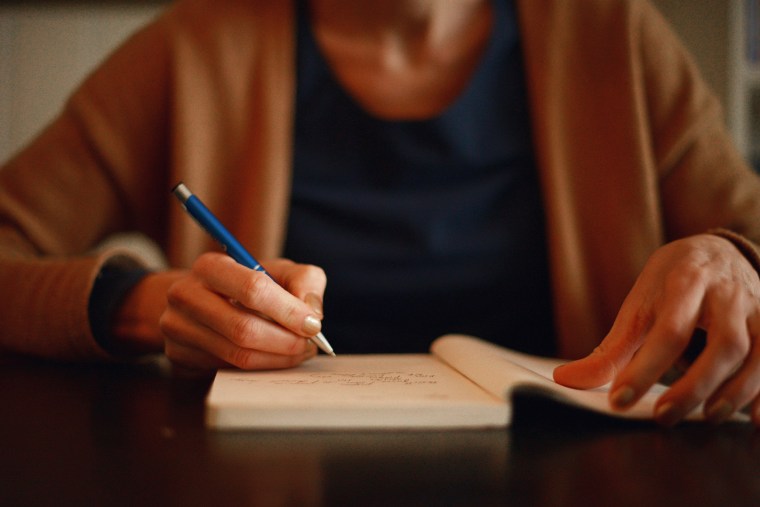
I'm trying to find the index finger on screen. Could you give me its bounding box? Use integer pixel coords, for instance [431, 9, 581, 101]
[608, 283, 703, 410]
[193, 253, 322, 338]
[263, 259, 327, 314]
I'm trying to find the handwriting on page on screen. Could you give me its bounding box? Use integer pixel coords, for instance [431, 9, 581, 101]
[232, 372, 438, 386]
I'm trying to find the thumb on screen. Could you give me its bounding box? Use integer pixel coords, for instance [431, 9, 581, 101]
[553, 324, 642, 389]
[553, 346, 622, 389]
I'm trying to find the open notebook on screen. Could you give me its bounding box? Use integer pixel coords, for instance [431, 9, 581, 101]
[205, 334, 749, 430]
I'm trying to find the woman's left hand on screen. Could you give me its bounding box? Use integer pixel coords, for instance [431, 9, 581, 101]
[553, 234, 760, 426]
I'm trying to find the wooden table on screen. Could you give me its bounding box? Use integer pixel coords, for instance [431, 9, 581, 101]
[1, 356, 758, 506]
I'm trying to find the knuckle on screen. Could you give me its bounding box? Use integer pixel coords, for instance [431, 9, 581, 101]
[303, 264, 327, 283]
[226, 346, 256, 369]
[286, 263, 327, 292]
[192, 252, 223, 272]
[718, 335, 751, 363]
[282, 303, 302, 330]
[229, 315, 262, 346]
[285, 355, 305, 368]
[158, 312, 174, 336]
[664, 264, 706, 293]
[191, 252, 214, 275]
[285, 337, 306, 355]
[165, 280, 193, 308]
[626, 305, 652, 340]
[241, 273, 271, 307]
[158, 311, 185, 342]
[655, 319, 692, 346]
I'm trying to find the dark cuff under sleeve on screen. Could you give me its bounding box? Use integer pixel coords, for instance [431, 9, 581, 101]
[88, 263, 151, 356]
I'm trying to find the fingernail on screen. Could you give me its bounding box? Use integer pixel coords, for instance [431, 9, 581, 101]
[305, 293, 324, 317]
[302, 315, 322, 336]
[655, 401, 680, 427]
[611, 386, 636, 409]
[706, 399, 734, 424]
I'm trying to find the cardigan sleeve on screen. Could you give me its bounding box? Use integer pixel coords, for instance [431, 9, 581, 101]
[0, 0, 295, 361]
[637, 1, 760, 257]
[0, 6, 177, 360]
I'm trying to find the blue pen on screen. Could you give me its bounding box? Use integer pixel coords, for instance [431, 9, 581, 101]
[172, 182, 335, 356]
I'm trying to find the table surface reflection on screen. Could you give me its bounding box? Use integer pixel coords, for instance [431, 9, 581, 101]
[1, 356, 758, 506]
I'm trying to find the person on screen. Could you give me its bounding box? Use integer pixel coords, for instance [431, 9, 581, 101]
[1, 0, 760, 428]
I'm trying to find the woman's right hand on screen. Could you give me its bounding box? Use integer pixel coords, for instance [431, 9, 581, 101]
[159, 252, 327, 371]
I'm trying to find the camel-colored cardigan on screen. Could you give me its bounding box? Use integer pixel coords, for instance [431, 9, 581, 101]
[2, 0, 760, 361]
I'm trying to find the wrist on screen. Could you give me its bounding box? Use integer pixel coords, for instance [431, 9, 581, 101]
[110, 271, 185, 356]
[708, 228, 760, 274]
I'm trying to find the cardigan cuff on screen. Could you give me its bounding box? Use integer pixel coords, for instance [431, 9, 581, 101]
[707, 228, 760, 274]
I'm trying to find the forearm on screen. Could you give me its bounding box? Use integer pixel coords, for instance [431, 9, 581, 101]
[0, 249, 135, 360]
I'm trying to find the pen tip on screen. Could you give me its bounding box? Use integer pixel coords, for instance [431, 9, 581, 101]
[313, 332, 336, 357]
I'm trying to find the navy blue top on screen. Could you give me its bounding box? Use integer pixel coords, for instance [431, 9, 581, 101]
[284, 0, 556, 355]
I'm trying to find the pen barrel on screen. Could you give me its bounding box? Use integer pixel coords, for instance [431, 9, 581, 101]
[184, 195, 264, 272]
